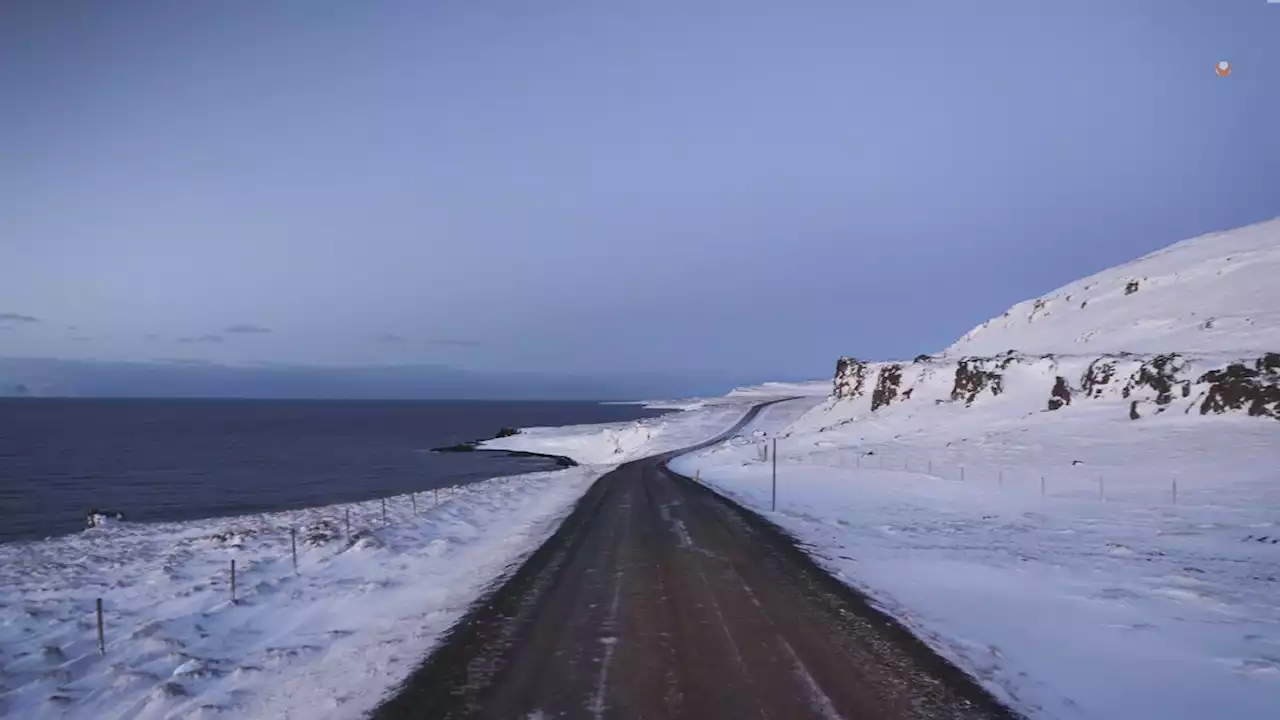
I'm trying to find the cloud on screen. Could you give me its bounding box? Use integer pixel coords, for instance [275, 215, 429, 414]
[225, 324, 272, 334]
[371, 334, 480, 347]
[0, 313, 40, 324]
[177, 334, 225, 344]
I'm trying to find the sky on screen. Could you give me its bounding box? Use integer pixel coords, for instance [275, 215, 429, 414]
[3, 0, 1278, 394]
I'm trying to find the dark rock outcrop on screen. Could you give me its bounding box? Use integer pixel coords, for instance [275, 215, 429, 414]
[834, 357, 870, 400]
[1121, 354, 1190, 406]
[1081, 358, 1118, 398]
[1125, 280, 1140, 295]
[870, 364, 903, 411]
[1197, 357, 1280, 420]
[951, 359, 1002, 406]
[85, 508, 126, 528]
[1048, 376, 1072, 411]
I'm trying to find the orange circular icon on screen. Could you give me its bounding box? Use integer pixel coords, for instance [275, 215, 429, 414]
[1215, 61, 1231, 77]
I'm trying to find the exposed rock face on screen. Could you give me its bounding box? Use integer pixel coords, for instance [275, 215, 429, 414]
[827, 350, 1278, 423]
[1121, 354, 1191, 407]
[1124, 279, 1140, 295]
[951, 359, 1003, 406]
[1197, 354, 1280, 420]
[1048, 376, 1072, 411]
[1081, 358, 1118, 398]
[834, 357, 869, 400]
[870, 364, 902, 411]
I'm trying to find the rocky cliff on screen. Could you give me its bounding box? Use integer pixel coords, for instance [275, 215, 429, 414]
[832, 351, 1280, 422]
[829, 218, 1280, 423]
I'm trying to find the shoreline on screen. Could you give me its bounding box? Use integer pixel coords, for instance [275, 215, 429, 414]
[431, 428, 579, 468]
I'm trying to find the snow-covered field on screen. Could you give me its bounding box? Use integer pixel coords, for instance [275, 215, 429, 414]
[672, 397, 1280, 719]
[0, 403, 755, 720]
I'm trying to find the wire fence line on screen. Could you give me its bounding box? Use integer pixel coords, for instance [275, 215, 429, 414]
[83, 482, 466, 657]
[730, 439, 1192, 507]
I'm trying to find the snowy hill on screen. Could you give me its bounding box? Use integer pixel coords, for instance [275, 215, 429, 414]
[672, 217, 1280, 719]
[947, 217, 1280, 357]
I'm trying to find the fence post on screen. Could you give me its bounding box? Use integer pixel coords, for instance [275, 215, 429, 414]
[230, 559, 237, 603]
[291, 527, 298, 573]
[96, 598, 105, 655]
[999, 470, 1003, 488]
[928, 459, 932, 474]
[435, 487, 440, 506]
[381, 498, 387, 524]
[1172, 479, 1178, 505]
[411, 493, 417, 515]
[960, 466, 965, 482]
[344, 508, 351, 539]
[1098, 476, 1105, 502]
[1040, 476, 1046, 496]
[856, 453, 861, 468]
[695, 469, 701, 483]
[771, 438, 777, 511]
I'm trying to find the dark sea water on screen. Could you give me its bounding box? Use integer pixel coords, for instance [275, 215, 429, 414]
[0, 398, 665, 545]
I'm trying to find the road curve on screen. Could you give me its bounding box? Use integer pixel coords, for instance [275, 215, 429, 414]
[374, 402, 1020, 719]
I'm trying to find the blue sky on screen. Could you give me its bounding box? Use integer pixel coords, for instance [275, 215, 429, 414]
[3, 0, 1278, 388]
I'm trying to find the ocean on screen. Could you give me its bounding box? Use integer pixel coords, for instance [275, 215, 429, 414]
[0, 398, 665, 544]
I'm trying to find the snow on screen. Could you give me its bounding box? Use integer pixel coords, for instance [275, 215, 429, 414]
[479, 400, 759, 464]
[0, 404, 756, 719]
[672, 217, 1280, 719]
[616, 379, 829, 412]
[947, 216, 1280, 357]
[672, 398, 1280, 720]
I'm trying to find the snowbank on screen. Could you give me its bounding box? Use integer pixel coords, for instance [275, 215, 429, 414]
[0, 469, 600, 719]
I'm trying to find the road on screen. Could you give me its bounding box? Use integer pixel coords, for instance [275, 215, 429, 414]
[374, 403, 1020, 719]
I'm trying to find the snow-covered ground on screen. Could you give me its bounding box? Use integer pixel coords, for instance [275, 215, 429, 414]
[947, 216, 1280, 357]
[673, 218, 1280, 719]
[478, 400, 760, 462]
[673, 398, 1280, 719]
[618, 379, 830, 412]
[0, 403, 755, 720]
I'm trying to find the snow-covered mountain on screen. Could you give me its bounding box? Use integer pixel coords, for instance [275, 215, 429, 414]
[947, 217, 1280, 357]
[824, 217, 1280, 423]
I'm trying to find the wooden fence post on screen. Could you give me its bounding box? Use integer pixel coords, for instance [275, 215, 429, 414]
[344, 508, 351, 539]
[291, 527, 298, 573]
[230, 559, 237, 602]
[411, 493, 417, 515]
[771, 438, 778, 511]
[381, 498, 387, 524]
[96, 598, 105, 655]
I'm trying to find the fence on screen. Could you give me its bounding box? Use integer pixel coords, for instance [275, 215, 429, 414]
[728, 440, 1191, 509]
[84, 483, 464, 657]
